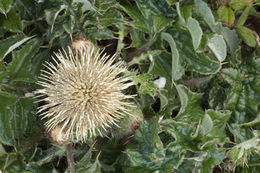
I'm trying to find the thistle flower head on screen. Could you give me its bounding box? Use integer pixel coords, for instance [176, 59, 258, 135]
[35, 45, 133, 142]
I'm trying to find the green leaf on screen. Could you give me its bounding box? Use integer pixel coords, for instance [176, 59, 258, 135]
[229, 132, 260, 165]
[153, 15, 173, 33]
[129, 29, 147, 48]
[175, 85, 204, 123]
[0, 0, 13, 15]
[45, 5, 67, 32]
[240, 113, 260, 127]
[168, 26, 221, 74]
[255, 0, 260, 5]
[7, 39, 40, 82]
[207, 34, 227, 62]
[198, 150, 226, 172]
[0, 144, 5, 156]
[132, 73, 157, 96]
[119, 0, 175, 34]
[30, 49, 51, 77]
[158, 87, 179, 118]
[221, 27, 240, 58]
[135, 0, 174, 19]
[161, 116, 227, 171]
[161, 119, 197, 152]
[95, 0, 117, 12]
[166, 0, 176, 5]
[0, 35, 32, 60]
[0, 91, 17, 107]
[76, 150, 92, 169]
[201, 113, 213, 135]
[229, 0, 249, 11]
[12, 97, 34, 138]
[235, 2, 252, 27]
[209, 86, 227, 110]
[0, 94, 33, 146]
[236, 26, 257, 47]
[86, 27, 113, 41]
[73, 0, 97, 12]
[99, 10, 123, 27]
[83, 160, 101, 173]
[126, 118, 165, 171]
[77, 150, 101, 173]
[0, 9, 22, 32]
[118, 1, 151, 33]
[221, 68, 243, 87]
[187, 17, 203, 50]
[221, 66, 260, 125]
[27, 147, 66, 171]
[217, 6, 235, 25]
[194, 0, 215, 30]
[161, 32, 184, 81]
[149, 52, 172, 82]
[137, 94, 156, 116]
[175, 2, 185, 25]
[181, 5, 192, 22]
[202, 110, 231, 144]
[62, 15, 75, 34]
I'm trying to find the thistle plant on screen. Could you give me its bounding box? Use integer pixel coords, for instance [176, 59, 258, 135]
[35, 44, 134, 142]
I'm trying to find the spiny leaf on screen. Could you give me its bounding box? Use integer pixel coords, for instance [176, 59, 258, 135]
[126, 118, 165, 171]
[161, 32, 184, 81]
[221, 27, 240, 58]
[207, 34, 227, 62]
[0, 0, 13, 15]
[194, 0, 215, 31]
[229, 0, 249, 11]
[175, 84, 204, 123]
[7, 39, 40, 82]
[0, 9, 22, 32]
[0, 35, 33, 60]
[236, 26, 257, 47]
[168, 26, 221, 74]
[187, 17, 203, 51]
[217, 6, 235, 25]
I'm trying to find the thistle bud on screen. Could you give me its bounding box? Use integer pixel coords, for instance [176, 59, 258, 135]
[49, 125, 67, 145]
[69, 38, 92, 53]
[112, 104, 143, 139]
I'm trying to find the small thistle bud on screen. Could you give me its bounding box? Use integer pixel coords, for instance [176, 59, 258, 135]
[48, 124, 67, 145]
[35, 44, 134, 142]
[112, 104, 143, 139]
[70, 38, 91, 53]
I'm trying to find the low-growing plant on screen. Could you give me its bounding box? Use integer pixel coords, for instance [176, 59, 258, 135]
[0, 0, 259, 172]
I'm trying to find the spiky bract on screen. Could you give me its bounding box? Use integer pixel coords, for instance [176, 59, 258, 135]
[35, 46, 133, 142]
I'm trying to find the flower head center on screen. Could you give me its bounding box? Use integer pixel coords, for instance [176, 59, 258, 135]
[71, 85, 98, 102]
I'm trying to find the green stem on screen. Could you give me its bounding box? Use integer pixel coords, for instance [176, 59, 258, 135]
[66, 143, 75, 173]
[125, 34, 157, 63]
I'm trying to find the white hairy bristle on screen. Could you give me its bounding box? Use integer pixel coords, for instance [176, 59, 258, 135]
[35, 45, 134, 142]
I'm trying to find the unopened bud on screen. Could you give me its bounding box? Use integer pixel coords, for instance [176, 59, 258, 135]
[70, 38, 92, 53]
[49, 125, 68, 145]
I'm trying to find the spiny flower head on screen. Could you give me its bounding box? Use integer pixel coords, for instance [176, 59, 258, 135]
[35, 45, 134, 142]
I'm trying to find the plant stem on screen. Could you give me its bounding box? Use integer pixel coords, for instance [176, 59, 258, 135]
[66, 143, 75, 173]
[115, 24, 125, 59]
[125, 34, 157, 63]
